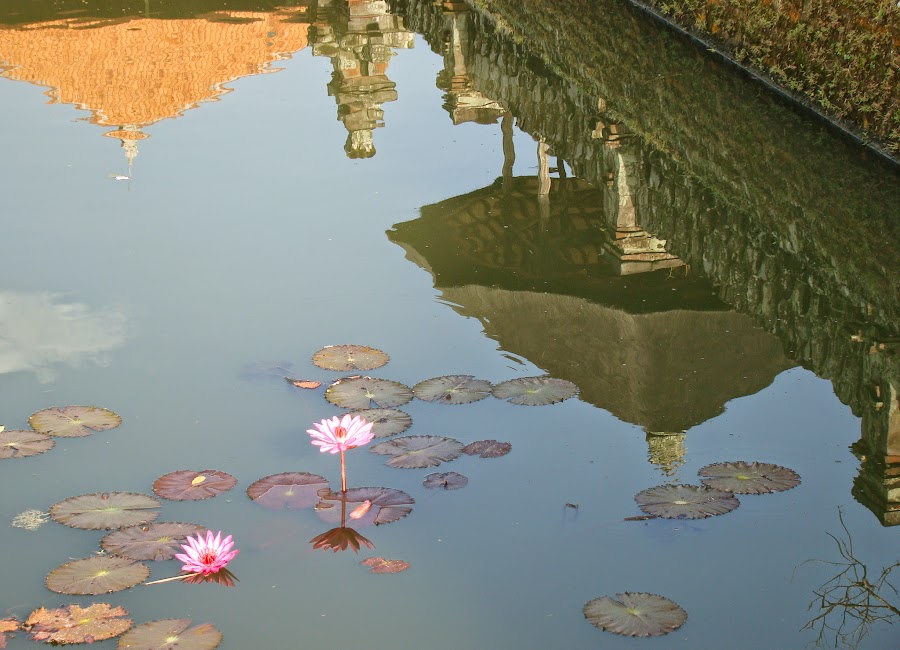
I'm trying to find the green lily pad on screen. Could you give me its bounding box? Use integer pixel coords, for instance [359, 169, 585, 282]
[584, 592, 687, 637]
[698, 461, 801, 494]
[29, 405, 122, 437]
[312, 345, 389, 371]
[25, 603, 132, 645]
[325, 377, 413, 409]
[423, 471, 468, 490]
[634, 484, 739, 519]
[45, 556, 150, 595]
[152, 470, 237, 501]
[100, 522, 206, 561]
[413, 375, 493, 404]
[50, 492, 161, 530]
[246, 472, 329, 510]
[344, 408, 412, 438]
[462, 440, 512, 458]
[491, 376, 578, 405]
[0, 429, 54, 459]
[370, 435, 464, 469]
[315, 487, 414, 526]
[361, 557, 411, 574]
[116, 619, 222, 649]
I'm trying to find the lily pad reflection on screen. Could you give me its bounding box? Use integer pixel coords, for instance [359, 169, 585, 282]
[115, 619, 222, 650]
[583, 592, 687, 637]
[698, 461, 801, 494]
[634, 484, 739, 519]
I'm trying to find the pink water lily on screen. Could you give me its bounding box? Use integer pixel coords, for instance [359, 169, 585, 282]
[174, 530, 239, 575]
[307, 414, 374, 454]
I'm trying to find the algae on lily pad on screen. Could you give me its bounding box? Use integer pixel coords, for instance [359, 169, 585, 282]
[491, 376, 578, 405]
[584, 592, 687, 637]
[698, 461, 801, 494]
[315, 487, 414, 526]
[423, 471, 468, 490]
[312, 345, 389, 371]
[152, 470, 237, 501]
[100, 522, 206, 561]
[25, 604, 132, 645]
[0, 429, 54, 459]
[50, 492, 161, 530]
[344, 408, 412, 438]
[117, 619, 222, 649]
[634, 484, 739, 519]
[413, 375, 493, 404]
[246, 472, 329, 510]
[325, 377, 413, 409]
[45, 556, 149, 595]
[370, 435, 464, 469]
[463, 440, 512, 458]
[29, 405, 121, 437]
[361, 557, 411, 574]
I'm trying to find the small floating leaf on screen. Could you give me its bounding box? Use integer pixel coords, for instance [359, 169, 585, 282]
[116, 619, 222, 649]
[413, 375, 493, 404]
[315, 487, 414, 526]
[246, 472, 329, 510]
[344, 408, 411, 438]
[634, 484, 739, 519]
[46, 556, 149, 595]
[349, 500, 372, 519]
[50, 492, 161, 529]
[491, 376, 578, 405]
[11, 509, 49, 530]
[462, 440, 512, 458]
[698, 461, 801, 494]
[25, 603, 132, 645]
[361, 557, 410, 574]
[286, 378, 322, 389]
[0, 429, 54, 459]
[423, 471, 468, 490]
[326, 377, 413, 409]
[312, 345, 389, 371]
[0, 617, 19, 649]
[370, 435, 464, 469]
[100, 522, 206, 561]
[583, 592, 687, 637]
[153, 470, 236, 501]
[29, 405, 122, 437]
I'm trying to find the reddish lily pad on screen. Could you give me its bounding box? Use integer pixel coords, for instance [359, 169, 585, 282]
[0, 429, 55, 459]
[370, 435, 464, 469]
[413, 375, 493, 404]
[491, 376, 578, 405]
[116, 619, 222, 649]
[315, 487, 414, 526]
[325, 377, 413, 409]
[361, 557, 411, 574]
[246, 472, 329, 510]
[698, 461, 801, 494]
[634, 484, 739, 519]
[29, 405, 122, 437]
[462, 440, 512, 458]
[286, 378, 322, 389]
[0, 617, 19, 649]
[46, 556, 149, 595]
[344, 408, 412, 438]
[50, 492, 161, 530]
[25, 603, 132, 645]
[312, 345, 389, 371]
[423, 471, 468, 490]
[584, 592, 687, 637]
[100, 522, 206, 561]
[152, 470, 237, 501]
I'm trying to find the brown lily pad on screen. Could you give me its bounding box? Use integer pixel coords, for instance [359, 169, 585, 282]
[325, 376, 413, 409]
[698, 461, 801, 494]
[634, 484, 739, 519]
[315, 487, 414, 526]
[584, 592, 687, 637]
[286, 378, 322, 389]
[0, 429, 55, 459]
[312, 345, 389, 371]
[491, 376, 578, 405]
[361, 557, 411, 574]
[423, 471, 468, 490]
[46, 556, 150, 595]
[344, 408, 412, 438]
[117, 619, 222, 649]
[462, 440, 512, 458]
[100, 522, 206, 561]
[246, 472, 329, 510]
[50, 492, 161, 530]
[370, 435, 464, 469]
[0, 617, 19, 649]
[29, 406, 122, 437]
[413, 375, 493, 404]
[26, 603, 132, 645]
[152, 470, 237, 501]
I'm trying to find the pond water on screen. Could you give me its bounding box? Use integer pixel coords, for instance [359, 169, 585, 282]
[1, 1, 898, 648]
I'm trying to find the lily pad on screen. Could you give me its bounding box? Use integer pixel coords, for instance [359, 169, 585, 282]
[423, 472, 468, 490]
[361, 557, 411, 574]
[45, 556, 149, 595]
[29, 405, 122, 438]
[26, 604, 132, 645]
[50, 492, 161, 530]
[491, 376, 578, 405]
[370, 435, 464, 469]
[246, 472, 329, 510]
[413, 375, 493, 404]
[698, 461, 801, 494]
[152, 470, 237, 501]
[0, 617, 19, 649]
[100, 522, 206, 561]
[315, 487, 414, 526]
[583, 592, 687, 637]
[462, 440, 512, 458]
[0, 429, 55, 459]
[344, 408, 412, 438]
[312, 345, 389, 371]
[286, 378, 322, 390]
[634, 484, 739, 519]
[117, 619, 222, 649]
[325, 377, 413, 409]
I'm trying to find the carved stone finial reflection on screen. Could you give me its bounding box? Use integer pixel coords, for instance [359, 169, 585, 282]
[646, 431, 687, 479]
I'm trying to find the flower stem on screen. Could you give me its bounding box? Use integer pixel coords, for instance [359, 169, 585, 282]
[340, 449, 347, 493]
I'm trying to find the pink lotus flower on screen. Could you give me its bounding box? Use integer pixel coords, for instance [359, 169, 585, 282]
[307, 414, 374, 454]
[174, 530, 239, 575]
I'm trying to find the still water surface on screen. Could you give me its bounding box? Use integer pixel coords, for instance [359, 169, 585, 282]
[1, 2, 898, 648]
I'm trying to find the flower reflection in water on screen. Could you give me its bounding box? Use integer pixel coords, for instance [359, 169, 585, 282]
[310, 492, 374, 553]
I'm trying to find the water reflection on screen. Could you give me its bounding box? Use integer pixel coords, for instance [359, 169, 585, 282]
[311, 490, 375, 553]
